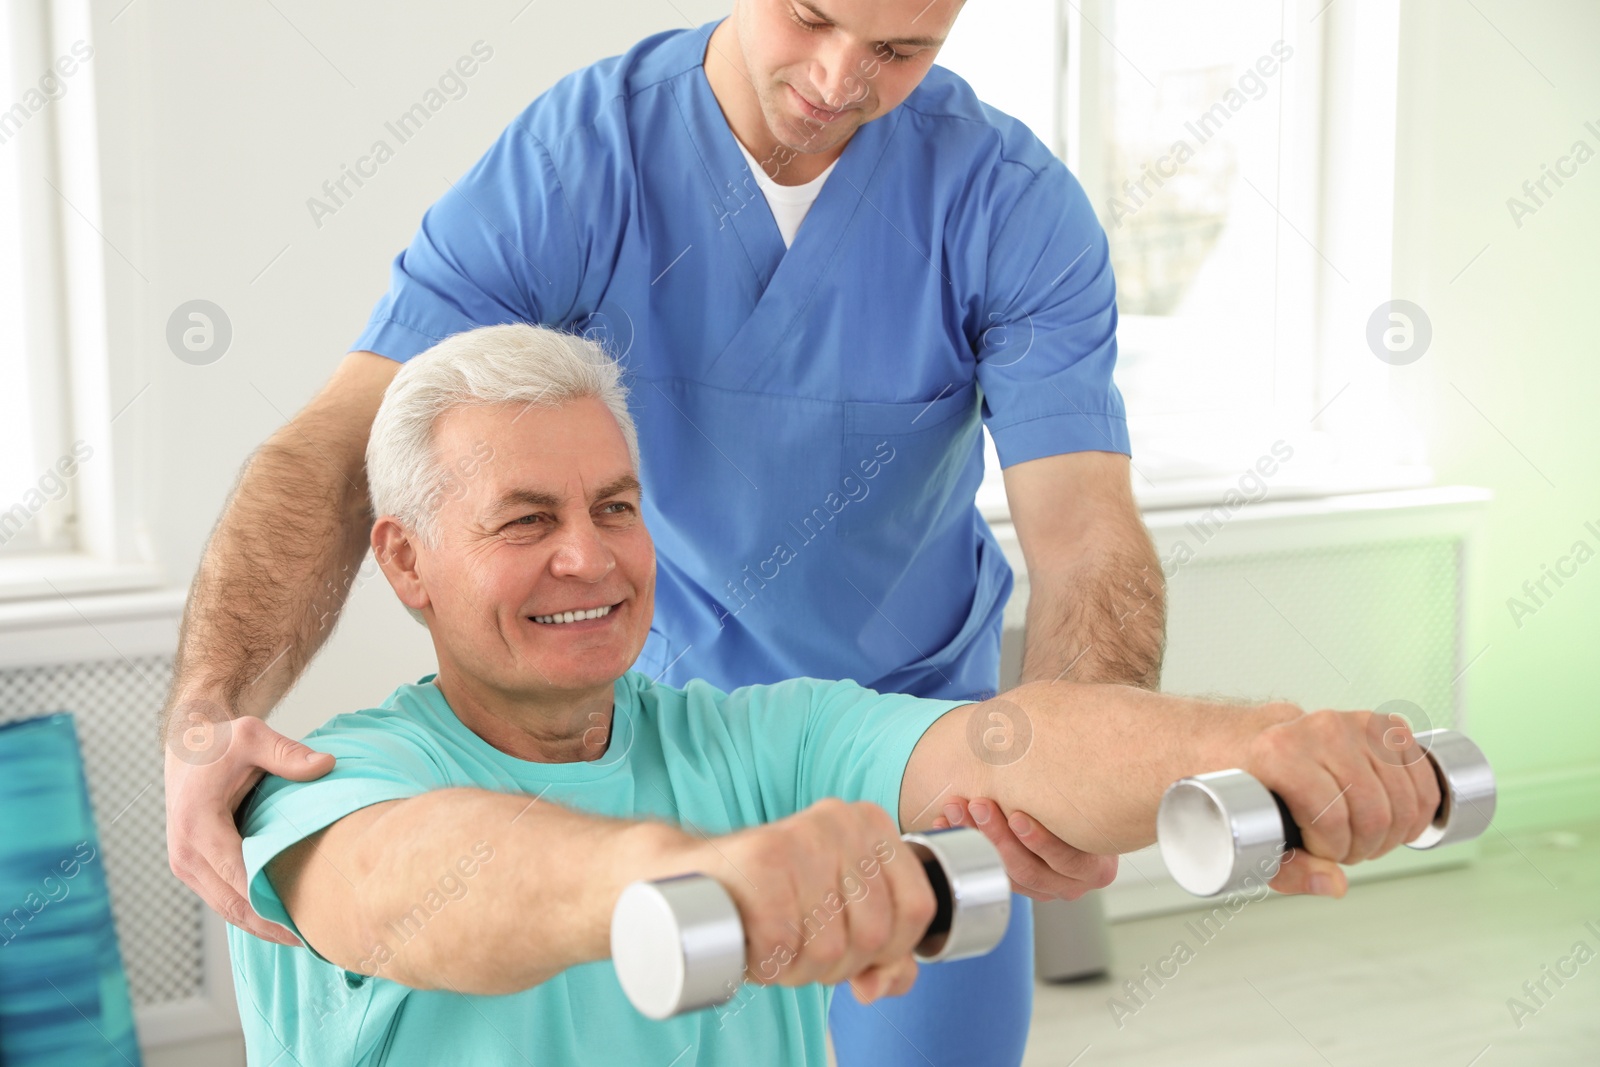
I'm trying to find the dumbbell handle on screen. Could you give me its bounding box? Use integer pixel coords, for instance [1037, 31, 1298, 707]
[1158, 728, 1497, 897]
[611, 827, 1010, 1020]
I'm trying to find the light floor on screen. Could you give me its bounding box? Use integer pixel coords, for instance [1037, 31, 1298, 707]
[1030, 819, 1600, 1065]
[832, 820, 1600, 1067]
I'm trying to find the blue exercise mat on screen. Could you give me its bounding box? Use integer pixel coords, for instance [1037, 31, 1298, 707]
[0, 712, 142, 1065]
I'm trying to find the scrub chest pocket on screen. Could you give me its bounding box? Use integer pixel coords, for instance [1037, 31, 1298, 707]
[836, 380, 984, 542]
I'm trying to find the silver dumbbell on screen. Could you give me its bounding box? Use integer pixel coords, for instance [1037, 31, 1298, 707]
[610, 827, 1011, 1020]
[1157, 728, 1496, 897]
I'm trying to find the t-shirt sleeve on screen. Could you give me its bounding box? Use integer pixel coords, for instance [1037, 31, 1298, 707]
[728, 678, 973, 831]
[976, 158, 1131, 468]
[237, 712, 449, 966]
[349, 116, 585, 362]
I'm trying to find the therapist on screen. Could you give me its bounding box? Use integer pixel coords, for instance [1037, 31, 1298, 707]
[160, 2, 1165, 1065]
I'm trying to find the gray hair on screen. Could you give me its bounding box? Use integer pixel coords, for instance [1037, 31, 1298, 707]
[366, 322, 640, 548]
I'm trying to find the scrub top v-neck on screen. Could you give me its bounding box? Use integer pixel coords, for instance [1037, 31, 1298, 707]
[731, 137, 836, 247]
[352, 19, 1130, 702]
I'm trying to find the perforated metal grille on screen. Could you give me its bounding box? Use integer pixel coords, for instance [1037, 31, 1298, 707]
[1160, 538, 1462, 730]
[0, 654, 204, 1008]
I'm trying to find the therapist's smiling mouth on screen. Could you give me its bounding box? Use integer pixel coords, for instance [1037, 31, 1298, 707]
[529, 601, 623, 627]
[788, 84, 851, 123]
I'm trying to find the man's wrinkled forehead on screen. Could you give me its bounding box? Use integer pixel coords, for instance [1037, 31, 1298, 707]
[428, 398, 638, 520]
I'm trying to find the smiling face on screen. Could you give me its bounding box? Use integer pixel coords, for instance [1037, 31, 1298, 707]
[730, 0, 962, 159]
[375, 397, 655, 704]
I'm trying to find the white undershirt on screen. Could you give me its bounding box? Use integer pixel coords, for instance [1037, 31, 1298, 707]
[734, 138, 838, 248]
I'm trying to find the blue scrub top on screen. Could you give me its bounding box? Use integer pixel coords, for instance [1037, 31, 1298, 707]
[353, 20, 1129, 702]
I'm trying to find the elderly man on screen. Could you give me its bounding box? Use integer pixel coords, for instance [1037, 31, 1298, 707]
[228, 323, 1439, 1066]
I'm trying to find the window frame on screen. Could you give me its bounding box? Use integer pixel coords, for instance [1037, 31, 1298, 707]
[0, 0, 76, 555]
[0, 0, 158, 599]
[1069, 0, 1324, 426]
[964, 0, 1426, 518]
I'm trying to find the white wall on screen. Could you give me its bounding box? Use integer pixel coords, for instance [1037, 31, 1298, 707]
[94, 0, 729, 742]
[1386, 0, 1600, 819]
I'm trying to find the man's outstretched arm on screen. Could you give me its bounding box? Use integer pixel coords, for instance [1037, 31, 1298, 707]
[267, 790, 675, 994]
[900, 682, 1444, 896]
[269, 789, 941, 1004]
[162, 350, 398, 944]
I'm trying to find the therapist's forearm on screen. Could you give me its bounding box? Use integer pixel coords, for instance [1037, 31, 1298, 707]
[280, 788, 694, 995]
[166, 435, 370, 725]
[161, 355, 391, 732]
[1018, 516, 1165, 690]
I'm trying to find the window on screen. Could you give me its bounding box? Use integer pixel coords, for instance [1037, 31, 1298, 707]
[0, 0, 150, 599]
[941, 0, 1422, 512]
[0, 0, 78, 556]
[1071, 0, 1319, 448]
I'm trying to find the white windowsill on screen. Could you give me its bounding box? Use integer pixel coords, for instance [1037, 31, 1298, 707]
[977, 459, 1436, 525]
[0, 576, 185, 671]
[0, 553, 167, 611]
[1133, 460, 1436, 512]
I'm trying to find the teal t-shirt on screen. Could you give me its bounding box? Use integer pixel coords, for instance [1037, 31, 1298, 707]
[229, 670, 971, 1066]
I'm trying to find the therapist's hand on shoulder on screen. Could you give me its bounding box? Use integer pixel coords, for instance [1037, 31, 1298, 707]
[932, 798, 1119, 901]
[163, 700, 335, 946]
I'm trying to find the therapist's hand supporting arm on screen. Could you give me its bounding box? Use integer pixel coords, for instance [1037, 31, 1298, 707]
[933, 450, 1162, 896]
[161, 351, 400, 945]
